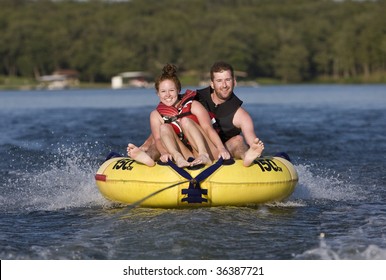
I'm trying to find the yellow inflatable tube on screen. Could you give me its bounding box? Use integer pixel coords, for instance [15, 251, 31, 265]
[95, 156, 298, 208]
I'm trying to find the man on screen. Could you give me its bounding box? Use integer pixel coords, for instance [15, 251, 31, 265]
[127, 61, 264, 167]
[195, 61, 264, 166]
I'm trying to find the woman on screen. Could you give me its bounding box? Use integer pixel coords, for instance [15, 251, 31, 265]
[127, 64, 230, 167]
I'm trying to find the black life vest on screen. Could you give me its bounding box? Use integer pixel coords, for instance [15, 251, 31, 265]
[195, 87, 242, 143]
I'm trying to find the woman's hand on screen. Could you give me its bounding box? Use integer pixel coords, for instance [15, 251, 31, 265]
[160, 153, 173, 163]
[218, 147, 231, 160]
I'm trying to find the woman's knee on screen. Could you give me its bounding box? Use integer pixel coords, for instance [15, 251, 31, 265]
[160, 123, 173, 134]
[180, 117, 195, 130]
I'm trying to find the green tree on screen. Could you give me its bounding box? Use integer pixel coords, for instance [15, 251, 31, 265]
[1, 0, 385, 83]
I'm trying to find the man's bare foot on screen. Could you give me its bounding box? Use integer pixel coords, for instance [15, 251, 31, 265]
[127, 143, 155, 167]
[191, 153, 212, 166]
[243, 138, 264, 167]
[174, 154, 190, 168]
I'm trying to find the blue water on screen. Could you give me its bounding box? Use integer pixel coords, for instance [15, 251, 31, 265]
[0, 85, 385, 260]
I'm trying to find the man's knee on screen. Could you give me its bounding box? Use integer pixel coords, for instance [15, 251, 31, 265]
[227, 135, 245, 147]
[226, 135, 248, 156]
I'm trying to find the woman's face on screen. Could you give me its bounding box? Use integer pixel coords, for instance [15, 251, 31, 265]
[157, 79, 179, 107]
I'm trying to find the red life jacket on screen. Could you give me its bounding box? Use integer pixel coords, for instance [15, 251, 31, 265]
[156, 90, 199, 141]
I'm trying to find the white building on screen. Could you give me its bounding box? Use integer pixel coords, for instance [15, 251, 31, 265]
[37, 69, 79, 90]
[111, 71, 153, 89]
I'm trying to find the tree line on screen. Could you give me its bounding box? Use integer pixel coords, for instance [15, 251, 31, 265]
[1, 0, 386, 83]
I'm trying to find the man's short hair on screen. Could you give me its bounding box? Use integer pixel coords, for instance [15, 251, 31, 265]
[210, 61, 234, 81]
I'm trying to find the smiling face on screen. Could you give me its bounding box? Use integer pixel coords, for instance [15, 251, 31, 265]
[157, 79, 179, 107]
[210, 69, 236, 104]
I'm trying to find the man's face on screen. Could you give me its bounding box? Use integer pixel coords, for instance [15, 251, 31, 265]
[210, 70, 236, 102]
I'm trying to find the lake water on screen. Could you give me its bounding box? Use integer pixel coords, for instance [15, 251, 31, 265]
[0, 84, 385, 262]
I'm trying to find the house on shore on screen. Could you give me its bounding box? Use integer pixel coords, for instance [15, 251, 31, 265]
[111, 71, 153, 89]
[37, 69, 80, 90]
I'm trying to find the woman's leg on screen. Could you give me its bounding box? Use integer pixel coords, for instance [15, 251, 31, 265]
[180, 118, 212, 165]
[160, 124, 192, 168]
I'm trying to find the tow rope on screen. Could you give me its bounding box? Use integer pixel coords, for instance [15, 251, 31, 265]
[165, 157, 234, 204]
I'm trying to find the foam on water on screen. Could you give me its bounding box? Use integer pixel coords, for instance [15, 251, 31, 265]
[292, 163, 367, 202]
[3, 143, 109, 212]
[289, 164, 386, 260]
[294, 234, 386, 260]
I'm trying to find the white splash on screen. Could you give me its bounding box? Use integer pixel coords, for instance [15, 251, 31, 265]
[4, 143, 110, 212]
[291, 163, 366, 201]
[294, 232, 386, 260]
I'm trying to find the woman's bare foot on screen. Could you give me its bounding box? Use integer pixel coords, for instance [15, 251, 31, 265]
[127, 143, 155, 167]
[191, 153, 212, 166]
[174, 153, 190, 168]
[243, 138, 264, 167]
